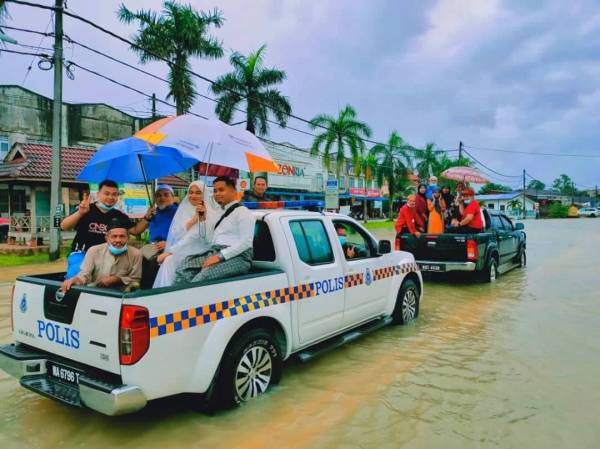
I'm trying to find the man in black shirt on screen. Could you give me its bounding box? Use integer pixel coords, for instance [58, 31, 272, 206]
[242, 175, 277, 202]
[61, 179, 150, 252]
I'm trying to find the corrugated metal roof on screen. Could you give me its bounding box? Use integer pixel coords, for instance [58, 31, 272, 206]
[475, 192, 521, 201]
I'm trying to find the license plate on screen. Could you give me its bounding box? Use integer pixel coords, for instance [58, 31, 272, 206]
[418, 263, 446, 272]
[47, 362, 82, 385]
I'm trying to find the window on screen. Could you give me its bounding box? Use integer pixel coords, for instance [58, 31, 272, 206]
[290, 220, 334, 265]
[0, 189, 8, 214]
[358, 177, 365, 188]
[490, 215, 503, 230]
[500, 205, 506, 211]
[338, 176, 346, 191]
[315, 173, 323, 191]
[487, 203, 495, 209]
[499, 216, 514, 231]
[333, 220, 376, 259]
[253, 221, 276, 261]
[11, 190, 27, 213]
[0, 136, 8, 161]
[349, 177, 355, 188]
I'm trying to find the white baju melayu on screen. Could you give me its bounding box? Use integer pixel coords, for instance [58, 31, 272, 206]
[152, 180, 222, 288]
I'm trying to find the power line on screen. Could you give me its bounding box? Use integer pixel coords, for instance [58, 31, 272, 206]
[462, 149, 522, 179]
[20, 16, 53, 85]
[465, 143, 600, 159]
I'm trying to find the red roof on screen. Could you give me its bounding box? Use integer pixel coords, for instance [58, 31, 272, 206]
[0, 143, 94, 182]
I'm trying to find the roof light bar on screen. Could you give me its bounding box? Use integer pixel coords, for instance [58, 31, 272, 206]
[242, 200, 325, 210]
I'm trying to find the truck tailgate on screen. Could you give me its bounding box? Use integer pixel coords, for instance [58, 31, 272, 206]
[11, 277, 122, 374]
[399, 234, 469, 261]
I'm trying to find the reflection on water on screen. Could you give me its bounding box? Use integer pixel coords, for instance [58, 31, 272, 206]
[1, 219, 600, 449]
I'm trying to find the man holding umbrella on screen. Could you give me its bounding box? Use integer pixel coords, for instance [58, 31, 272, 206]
[61, 179, 151, 252]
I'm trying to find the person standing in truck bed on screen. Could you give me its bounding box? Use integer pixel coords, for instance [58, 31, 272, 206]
[395, 194, 425, 238]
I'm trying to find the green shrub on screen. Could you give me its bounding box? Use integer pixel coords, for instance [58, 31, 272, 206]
[547, 203, 569, 218]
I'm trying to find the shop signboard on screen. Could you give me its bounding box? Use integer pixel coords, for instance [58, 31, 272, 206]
[325, 179, 339, 209]
[89, 182, 150, 218]
[349, 187, 382, 198]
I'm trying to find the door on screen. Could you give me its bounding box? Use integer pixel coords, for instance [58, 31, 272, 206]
[489, 214, 511, 264]
[499, 216, 519, 261]
[284, 218, 345, 345]
[333, 220, 389, 326]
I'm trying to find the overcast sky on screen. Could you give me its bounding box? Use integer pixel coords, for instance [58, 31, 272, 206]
[2, 0, 600, 190]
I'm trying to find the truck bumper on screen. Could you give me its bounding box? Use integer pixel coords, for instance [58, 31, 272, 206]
[417, 260, 476, 272]
[0, 343, 146, 416]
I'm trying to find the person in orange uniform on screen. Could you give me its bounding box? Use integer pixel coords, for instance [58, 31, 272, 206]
[449, 188, 483, 234]
[395, 194, 426, 237]
[427, 186, 446, 234]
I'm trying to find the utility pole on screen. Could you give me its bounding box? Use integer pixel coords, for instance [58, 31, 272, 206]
[49, 0, 63, 261]
[151, 93, 157, 120]
[522, 169, 526, 220]
[459, 141, 463, 160]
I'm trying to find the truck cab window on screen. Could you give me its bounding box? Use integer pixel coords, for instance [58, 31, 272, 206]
[290, 220, 334, 265]
[333, 221, 376, 259]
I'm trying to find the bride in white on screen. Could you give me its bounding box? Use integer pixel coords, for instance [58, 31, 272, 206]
[153, 180, 221, 288]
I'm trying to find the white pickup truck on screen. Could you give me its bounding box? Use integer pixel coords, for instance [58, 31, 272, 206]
[0, 210, 422, 415]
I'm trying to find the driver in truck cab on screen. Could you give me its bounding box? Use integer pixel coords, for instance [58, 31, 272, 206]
[334, 223, 356, 259]
[61, 219, 142, 292]
[395, 194, 426, 238]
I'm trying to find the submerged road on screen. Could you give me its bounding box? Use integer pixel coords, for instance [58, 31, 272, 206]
[1, 218, 599, 449]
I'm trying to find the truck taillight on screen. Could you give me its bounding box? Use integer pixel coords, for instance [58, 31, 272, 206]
[467, 239, 478, 261]
[395, 236, 401, 251]
[119, 305, 149, 365]
[10, 285, 15, 332]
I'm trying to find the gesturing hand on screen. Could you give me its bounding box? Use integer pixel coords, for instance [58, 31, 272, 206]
[79, 193, 91, 215]
[202, 254, 221, 269]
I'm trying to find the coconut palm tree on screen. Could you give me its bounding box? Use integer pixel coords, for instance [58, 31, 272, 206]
[353, 147, 379, 223]
[371, 131, 413, 219]
[210, 44, 291, 136]
[415, 142, 443, 180]
[309, 105, 372, 175]
[118, 1, 224, 115]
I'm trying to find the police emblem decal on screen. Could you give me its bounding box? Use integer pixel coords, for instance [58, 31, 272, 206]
[55, 290, 65, 303]
[365, 268, 372, 286]
[20, 294, 27, 313]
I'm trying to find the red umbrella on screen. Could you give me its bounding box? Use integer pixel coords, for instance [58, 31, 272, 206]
[441, 166, 489, 184]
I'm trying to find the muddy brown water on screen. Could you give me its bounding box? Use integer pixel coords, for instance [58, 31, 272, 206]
[1, 219, 599, 449]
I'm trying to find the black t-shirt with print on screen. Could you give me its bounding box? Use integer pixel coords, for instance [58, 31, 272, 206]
[71, 203, 134, 252]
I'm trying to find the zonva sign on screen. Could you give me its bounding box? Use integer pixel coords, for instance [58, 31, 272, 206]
[277, 163, 305, 177]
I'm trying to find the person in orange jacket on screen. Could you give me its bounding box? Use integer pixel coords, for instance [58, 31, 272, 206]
[395, 194, 426, 237]
[427, 186, 446, 234]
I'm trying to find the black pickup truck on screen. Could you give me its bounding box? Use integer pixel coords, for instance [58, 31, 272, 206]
[396, 209, 526, 282]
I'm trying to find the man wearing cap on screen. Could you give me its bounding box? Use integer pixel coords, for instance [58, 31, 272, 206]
[449, 188, 484, 234]
[140, 184, 178, 288]
[61, 219, 142, 292]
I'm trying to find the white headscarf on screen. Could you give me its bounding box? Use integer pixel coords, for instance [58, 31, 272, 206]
[165, 180, 220, 251]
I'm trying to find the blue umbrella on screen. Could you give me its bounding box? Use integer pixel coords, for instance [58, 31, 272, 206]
[77, 137, 201, 200]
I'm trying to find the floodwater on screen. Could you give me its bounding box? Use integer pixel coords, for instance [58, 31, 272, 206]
[1, 218, 599, 449]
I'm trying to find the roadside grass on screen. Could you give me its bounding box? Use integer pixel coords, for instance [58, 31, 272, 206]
[0, 253, 60, 267]
[363, 220, 395, 231]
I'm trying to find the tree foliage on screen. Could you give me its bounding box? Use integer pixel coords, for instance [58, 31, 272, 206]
[371, 131, 413, 219]
[479, 183, 512, 194]
[552, 174, 575, 195]
[118, 1, 224, 115]
[211, 44, 292, 136]
[309, 105, 372, 175]
[527, 179, 545, 191]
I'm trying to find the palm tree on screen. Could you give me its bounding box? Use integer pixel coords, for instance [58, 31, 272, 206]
[354, 148, 379, 223]
[309, 105, 372, 175]
[118, 1, 224, 115]
[210, 45, 291, 136]
[507, 199, 523, 217]
[415, 142, 442, 180]
[371, 131, 413, 219]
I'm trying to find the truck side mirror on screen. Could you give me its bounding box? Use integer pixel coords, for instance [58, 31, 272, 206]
[378, 240, 391, 254]
[514, 223, 525, 230]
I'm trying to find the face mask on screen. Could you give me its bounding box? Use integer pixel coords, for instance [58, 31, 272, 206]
[407, 203, 415, 208]
[463, 199, 471, 205]
[430, 183, 437, 187]
[108, 244, 128, 256]
[338, 236, 347, 246]
[97, 201, 115, 211]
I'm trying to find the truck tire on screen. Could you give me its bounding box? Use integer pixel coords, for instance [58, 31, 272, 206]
[392, 279, 420, 325]
[480, 255, 498, 283]
[518, 248, 527, 268]
[215, 328, 283, 408]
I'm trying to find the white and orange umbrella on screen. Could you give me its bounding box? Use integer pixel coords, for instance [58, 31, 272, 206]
[135, 115, 279, 174]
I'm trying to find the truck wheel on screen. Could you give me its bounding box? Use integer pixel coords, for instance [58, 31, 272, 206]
[216, 328, 282, 408]
[392, 279, 420, 325]
[480, 256, 498, 283]
[518, 248, 527, 268]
